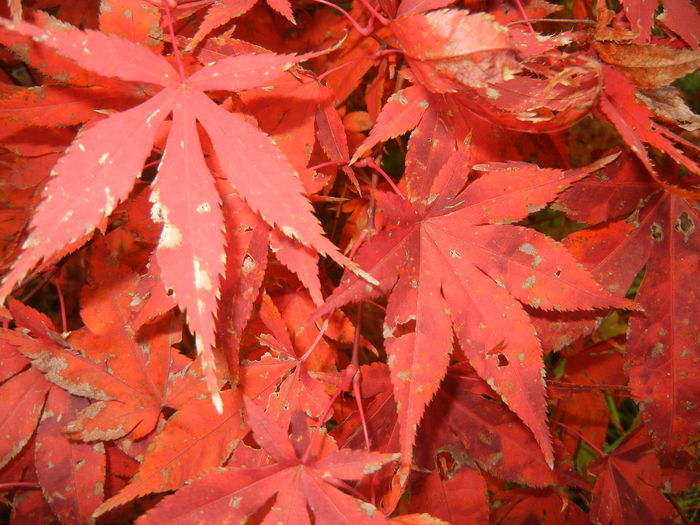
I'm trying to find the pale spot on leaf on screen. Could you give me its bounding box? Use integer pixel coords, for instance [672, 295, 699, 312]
[193, 257, 213, 291]
[519, 243, 538, 256]
[522, 275, 536, 289]
[159, 223, 182, 249]
[242, 254, 256, 274]
[196, 202, 211, 213]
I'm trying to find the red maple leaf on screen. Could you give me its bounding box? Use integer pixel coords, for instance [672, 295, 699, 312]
[0, 15, 372, 409]
[134, 396, 398, 524]
[554, 159, 700, 458]
[240, 292, 332, 427]
[588, 426, 677, 524]
[318, 129, 633, 470]
[1, 0, 698, 522]
[0, 300, 107, 523]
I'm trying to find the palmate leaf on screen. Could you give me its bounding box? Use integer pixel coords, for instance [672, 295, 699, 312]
[186, 0, 293, 52]
[95, 390, 249, 515]
[318, 130, 632, 470]
[588, 427, 677, 524]
[563, 195, 700, 457]
[35, 388, 106, 524]
[136, 397, 398, 524]
[389, 9, 518, 93]
[551, 155, 700, 457]
[599, 66, 700, 178]
[0, 17, 370, 409]
[18, 246, 206, 443]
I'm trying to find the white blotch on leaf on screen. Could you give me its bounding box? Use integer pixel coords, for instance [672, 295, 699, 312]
[519, 243, 538, 256]
[281, 225, 299, 239]
[150, 189, 169, 223]
[22, 236, 41, 249]
[196, 202, 211, 214]
[104, 187, 115, 214]
[359, 502, 376, 517]
[193, 257, 213, 291]
[159, 223, 182, 249]
[522, 275, 536, 289]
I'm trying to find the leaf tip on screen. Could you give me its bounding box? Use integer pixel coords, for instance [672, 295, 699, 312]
[546, 455, 554, 470]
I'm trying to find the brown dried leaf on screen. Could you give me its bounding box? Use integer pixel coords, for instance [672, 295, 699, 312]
[637, 86, 700, 132]
[595, 42, 700, 89]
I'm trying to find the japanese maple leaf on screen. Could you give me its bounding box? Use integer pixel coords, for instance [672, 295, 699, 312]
[318, 131, 632, 469]
[490, 487, 589, 525]
[553, 166, 700, 458]
[0, 299, 107, 524]
[95, 390, 249, 514]
[599, 66, 699, 178]
[187, 0, 294, 52]
[134, 397, 398, 524]
[588, 426, 677, 524]
[4, 232, 205, 443]
[619, 0, 700, 48]
[22, 270, 210, 442]
[369, 8, 599, 138]
[0, 18, 371, 409]
[389, 8, 519, 93]
[240, 292, 331, 428]
[407, 460, 489, 523]
[551, 339, 627, 453]
[35, 387, 107, 524]
[0, 331, 50, 470]
[417, 364, 555, 488]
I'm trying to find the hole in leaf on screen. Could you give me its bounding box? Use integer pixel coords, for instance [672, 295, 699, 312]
[675, 211, 695, 241]
[393, 319, 416, 338]
[480, 393, 499, 402]
[161, 406, 177, 419]
[435, 451, 457, 479]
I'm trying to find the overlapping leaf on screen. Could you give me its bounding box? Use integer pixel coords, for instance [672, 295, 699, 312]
[588, 427, 677, 524]
[389, 9, 519, 93]
[240, 292, 331, 427]
[0, 17, 369, 408]
[136, 397, 397, 524]
[35, 388, 106, 524]
[598, 66, 700, 178]
[95, 390, 248, 515]
[563, 193, 700, 456]
[319, 127, 630, 469]
[0, 0, 698, 522]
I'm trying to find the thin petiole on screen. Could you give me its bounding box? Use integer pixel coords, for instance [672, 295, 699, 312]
[512, 0, 535, 33]
[162, 2, 188, 82]
[355, 0, 390, 26]
[356, 158, 405, 200]
[53, 278, 68, 333]
[312, 0, 373, 36]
